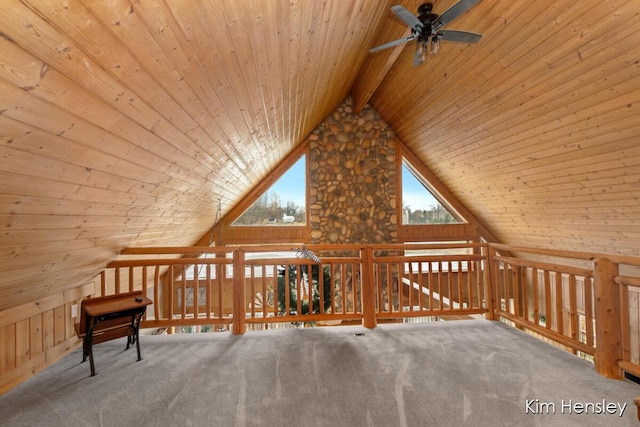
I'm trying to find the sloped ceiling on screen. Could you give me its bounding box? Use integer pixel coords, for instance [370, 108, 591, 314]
[364, 0, 640, 255]
[0, 0, 639, 309]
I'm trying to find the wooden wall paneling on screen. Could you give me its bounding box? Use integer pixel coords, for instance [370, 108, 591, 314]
[0, 31, 239, 200]
[15, 319, 29, 367]
[0, 324, 16, 375]
[0, 283, 92, 394]
[222, 226, 309, 246]
[304, 1, 346, 128]
[189, 1, 270, 174]
[401, 224, 477, 243]
[29, 314, 43, 359]
[252, 1, 287, 155]
[443, 72, 640, 176]
[218, 1, 281, 167]
[287, 0, 319, 141]
[398, 0, 611, 144]
[3, 51, 238, 217]
[42, 309, 54, 353]
[81, 0, 252, 179]
[131, 0, 263, 177]
[22, 0, 233, 174]
[158, 1, 273, 176]
[0, 4, 243, 194]
[53, 306, 65, 346]
[446, 45, 640, 168]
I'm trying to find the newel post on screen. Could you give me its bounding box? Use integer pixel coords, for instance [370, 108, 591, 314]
[361, 247, 377, 329]
[593, 257, 622, 379]
[483, 245, 497, 320]
[232, 249, 246, 335]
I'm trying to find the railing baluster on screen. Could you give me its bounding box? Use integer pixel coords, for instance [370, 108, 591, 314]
[521, 267, 528, 322]
[554, 272, 563, 337]
[568, 274, 578, 351]
[250, 265, 256, 319]
[217, 263, 223, 319]
[584, 276, 594, 347]
[181, 266, 187, 320]
[417, 260, 423, 311]
[544, 270, 552, 330]
[375, 262, 382, 313]
[115, 267, 121, 295]
[142, 267, 148, 321]
[467, 261, 474, 309]
[296, 265, 302, 315]
[129, 267, 134, 293]
[206, 264, 212, 320]
[154, 265, 160, 321]
[272, 263, 278, 319]
[511, 265, 519, 317]
[427, 261, 434, 311]
[447, 261, 453, 311]
[193, 265, 199, 320]
[457, 261, 463, 310]
[531, 267, 539, 325]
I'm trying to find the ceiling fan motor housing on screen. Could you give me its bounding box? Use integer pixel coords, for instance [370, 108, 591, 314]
[417, 3, 438, 41]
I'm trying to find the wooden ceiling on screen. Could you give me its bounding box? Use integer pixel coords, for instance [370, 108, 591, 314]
[1, 0, 639, 309]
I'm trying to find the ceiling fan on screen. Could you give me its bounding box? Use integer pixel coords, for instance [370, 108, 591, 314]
[369, 0, 482, 66]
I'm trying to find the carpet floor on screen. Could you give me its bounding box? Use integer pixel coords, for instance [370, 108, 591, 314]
[0, 320, 638, 426]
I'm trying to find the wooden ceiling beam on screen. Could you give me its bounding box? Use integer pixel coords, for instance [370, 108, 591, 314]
[351, 0, 443, 114]
[351, 26, 411, 114]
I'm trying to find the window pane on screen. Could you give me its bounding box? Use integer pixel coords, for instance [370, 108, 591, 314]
[233, 156, 306, 226]
[402, 162, 461, 225]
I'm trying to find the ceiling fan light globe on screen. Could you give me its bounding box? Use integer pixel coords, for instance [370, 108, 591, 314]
[430, 37, 441, 54]
[417, 39, 429, 61]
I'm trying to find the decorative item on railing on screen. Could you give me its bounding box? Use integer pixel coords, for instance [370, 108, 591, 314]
[295, 244, 322, 264]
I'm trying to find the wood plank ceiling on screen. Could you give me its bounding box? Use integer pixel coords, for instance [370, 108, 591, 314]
[0, 0, 639, 309]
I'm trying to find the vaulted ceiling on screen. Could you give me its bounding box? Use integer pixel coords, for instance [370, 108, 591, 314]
[1, 0, 639, 309]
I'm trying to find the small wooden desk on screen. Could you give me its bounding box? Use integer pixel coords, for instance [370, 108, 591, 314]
[75, 291, 152, 376]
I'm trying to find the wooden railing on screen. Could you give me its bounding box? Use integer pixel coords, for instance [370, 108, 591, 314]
[100, 242, 640, 381]
[488, 244, 596, 357]
[366, 244, 488, 320]
[102, 243, 489, 332]
[488, 243, 640, 381]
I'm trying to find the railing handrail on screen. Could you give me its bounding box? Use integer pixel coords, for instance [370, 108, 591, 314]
[489, 242, 640, 267]
[101, 242, 640, 382]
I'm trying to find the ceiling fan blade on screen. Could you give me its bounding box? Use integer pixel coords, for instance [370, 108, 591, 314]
[432, 0, 480, 30]
[438, 30, 482, 44]
[369, 35, 416, 53]
[391, 5, 423, 31]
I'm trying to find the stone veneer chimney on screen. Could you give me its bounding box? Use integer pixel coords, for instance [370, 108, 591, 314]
[308, 98, 398, 245]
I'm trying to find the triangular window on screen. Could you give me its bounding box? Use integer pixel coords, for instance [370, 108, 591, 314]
[401, 160, 463, 225]
[232, 155, 306, 226]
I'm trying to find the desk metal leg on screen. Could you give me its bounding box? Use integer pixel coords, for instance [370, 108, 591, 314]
[134, 315, 143, 361]
[87, 319, 97, 376]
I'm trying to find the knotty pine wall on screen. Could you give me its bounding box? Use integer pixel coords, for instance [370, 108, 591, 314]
[366, 0, 640, 257]
[0, 282, 93, 394]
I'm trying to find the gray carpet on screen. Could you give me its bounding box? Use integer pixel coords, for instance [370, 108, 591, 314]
[1, 320, 638, 426]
